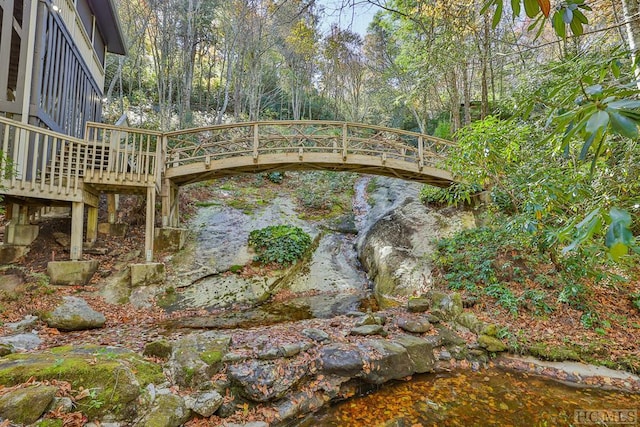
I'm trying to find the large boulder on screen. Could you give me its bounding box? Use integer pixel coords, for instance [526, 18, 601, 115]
[357, 198, 475, 305]
[184, 390, 224, 417]
[227, 359, 309, 402]
[41, 296, 106, 331]
[393, 335, 436, 373]
[0, 333, 41, 351]
[0, 345, 164, 421]
[138, 393, 190, 427]
[0, 384, 57, 424]
[356, 339, 414, 384]
[168, 333, 230, 389]
[319, 343, 364, 377]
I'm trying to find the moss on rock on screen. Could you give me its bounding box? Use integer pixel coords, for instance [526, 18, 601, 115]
[0, 384, 57, 425]
[528, 342, 581, 362]
[0, 345, 164, 421]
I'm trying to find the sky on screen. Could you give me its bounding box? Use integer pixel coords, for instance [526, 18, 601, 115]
[317, 0, 381, 37]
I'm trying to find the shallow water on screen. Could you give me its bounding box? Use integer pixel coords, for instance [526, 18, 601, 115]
[308, 368, 640, 427]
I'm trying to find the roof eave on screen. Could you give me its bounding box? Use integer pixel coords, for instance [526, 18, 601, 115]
[88, 0, 127, 56]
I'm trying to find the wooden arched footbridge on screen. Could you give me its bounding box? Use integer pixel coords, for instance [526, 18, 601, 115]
[0, 117, 455, 261]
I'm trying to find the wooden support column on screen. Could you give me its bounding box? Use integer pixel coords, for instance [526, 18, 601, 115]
[161, 178, 171, 227]
[70, 202, 84, 261]
[86, 206, 98, 244]
[170, 183, 179, 227]
[107, 194, 118, 224]
[145, 186, 156, 262]
[18, 205, 29, 225]
[161, 179, 179, 227]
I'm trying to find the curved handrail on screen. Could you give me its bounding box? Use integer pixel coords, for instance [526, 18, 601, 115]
[163, 121, 453, 175]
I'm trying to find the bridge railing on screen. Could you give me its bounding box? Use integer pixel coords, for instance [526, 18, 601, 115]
[0, 116, 88, 198]
[164, 121, 453, 170]
[84, 122, 163, 190]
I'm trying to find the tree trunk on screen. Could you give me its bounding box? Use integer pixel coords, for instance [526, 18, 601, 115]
[462, 63, 471, 125]
[481, 14, 490, 119]
[621, 0, 640, 85]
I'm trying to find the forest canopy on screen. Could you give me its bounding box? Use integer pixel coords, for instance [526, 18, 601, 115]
[105, 0, 639, 262]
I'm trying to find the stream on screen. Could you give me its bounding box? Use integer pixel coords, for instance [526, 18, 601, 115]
[307, 368, 640, 427]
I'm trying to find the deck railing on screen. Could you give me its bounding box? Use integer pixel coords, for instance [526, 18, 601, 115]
[0, 116, 87, 198]
[84, 122, 163, 191]
[0, 117, 161, 201]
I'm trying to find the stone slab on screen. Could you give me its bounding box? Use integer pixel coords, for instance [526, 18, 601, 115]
[130, 262, 166, 287]
[47, 260, 99, 286]
[98, 223, 129, 237]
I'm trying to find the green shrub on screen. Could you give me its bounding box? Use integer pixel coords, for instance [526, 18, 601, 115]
[419, 182, 482, 207]
[266, 172, 285, 184]
[248, 225, 312, 265]
[433, 120, 452, 140]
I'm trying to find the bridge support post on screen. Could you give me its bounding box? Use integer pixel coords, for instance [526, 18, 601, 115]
[161, 179, 179, 227]
[107, 194, 118, 224]
[145, 186, 155, 262]
[86, 206, 98, 245]
[70, 201, 84, 261]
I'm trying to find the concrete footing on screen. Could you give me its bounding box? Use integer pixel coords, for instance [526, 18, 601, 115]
[154, 228, 187, 252]
[130, 262, 166, 287]
[0, 245, 30, 265]
[5, 224, 39, 246]
[98, 223, 129, 237]
[47, 260, 99, 286]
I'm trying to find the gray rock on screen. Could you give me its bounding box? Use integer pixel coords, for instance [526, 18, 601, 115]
[49, 396, 75, 413]
[228, 360, 309, 402]
[53, 231, 71, 247]
[357, 197, 475, 302]
[5, 315, 38, 332]
[0, 384, 57, 425]
[407, 297, 431, 313]
[357, 339, 414, 384]
[301, 328, 330, 342]
[319, 344, 363, 377]
[257, 347, 281, 360]
[42, 296, 106, 331]
[355, 314, 381, 326]
[223, 351, 250, 363]
[434, 325, 466, 346]
[275, 390, 328, 422]
[394, 335, 436, 373]
[184, 390, 223, 417]
[0, 333, 41, 351]
[427, 291, 463, 320]
[281, 343, 303, 358]
[426, 314, 441, 323]
[457, 312, 484, 334]
[139, 393, 190, 427]
[168, 333, 230, 388]
[350, 324, 384, 336]
[438, 350, 452, 360]
[396, 316, 432, 333]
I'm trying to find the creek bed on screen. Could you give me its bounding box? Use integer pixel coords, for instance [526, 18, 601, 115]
[307, 368, 640, 426]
